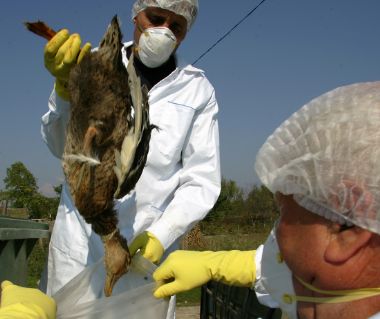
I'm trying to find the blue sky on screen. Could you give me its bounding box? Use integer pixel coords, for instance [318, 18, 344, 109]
[1, 0, 380, 196]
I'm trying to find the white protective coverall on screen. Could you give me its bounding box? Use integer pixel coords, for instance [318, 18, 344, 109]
[40, 42, 221, 296]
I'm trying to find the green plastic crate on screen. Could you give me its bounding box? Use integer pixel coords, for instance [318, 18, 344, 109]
[0, 216, 49, 286]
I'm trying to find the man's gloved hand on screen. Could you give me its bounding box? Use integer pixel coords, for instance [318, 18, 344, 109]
[44, 29, 91, 100]
[129, 231, 164, 264]
[0, 280, 56, 319]
[153, 250, 256, 298]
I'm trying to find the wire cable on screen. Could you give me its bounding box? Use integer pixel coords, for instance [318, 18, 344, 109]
[192, 0, 270, 65]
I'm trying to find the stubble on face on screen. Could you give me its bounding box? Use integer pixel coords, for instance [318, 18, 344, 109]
[275, 193, 333, 319]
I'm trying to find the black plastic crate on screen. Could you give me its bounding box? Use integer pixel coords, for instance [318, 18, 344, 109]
[200, 281, 282, 319]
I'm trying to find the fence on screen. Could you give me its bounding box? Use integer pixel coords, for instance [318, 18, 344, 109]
[0, 216, 49, 285]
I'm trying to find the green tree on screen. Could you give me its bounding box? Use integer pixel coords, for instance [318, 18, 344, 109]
[53, 184, 62, 196]
[45, 184, 62, 219]
[245, 185, 279, 226]
[205, 177, 244, 221]
[27, 183, 61, 219]
[28, 193, 60, 219]
[4, 161, 38, 208]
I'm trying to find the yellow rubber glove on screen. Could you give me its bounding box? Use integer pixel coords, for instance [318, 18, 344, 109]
[44, 29, 91, 100]
[153, 250, 256, 298]
[129, 231, 164, 264]
[0, 281, 56, 319]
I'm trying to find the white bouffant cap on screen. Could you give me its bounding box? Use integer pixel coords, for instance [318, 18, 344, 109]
[255, 81, 380, 234]
[132, 0, 198, 30]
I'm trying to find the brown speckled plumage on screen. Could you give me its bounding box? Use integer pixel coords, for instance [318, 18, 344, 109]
[63, 17, 130, 235]
[26, 16, 152, 296]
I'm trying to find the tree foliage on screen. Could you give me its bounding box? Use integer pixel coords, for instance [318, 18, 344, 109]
[2, 161, 60, 219]
[53, 184, 62, 196]
[205, 178, 244, 221]
[27, 193, 60, 219]
[204, 177, 279, 227]
[4, 161, 38, 208]
[245, 185, 279, 226]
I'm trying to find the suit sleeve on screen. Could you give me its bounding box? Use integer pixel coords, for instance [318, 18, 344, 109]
[147, 89, 221, 249]
[41, 89, 71, 159]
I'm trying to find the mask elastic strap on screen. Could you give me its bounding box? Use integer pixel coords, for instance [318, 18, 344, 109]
[283, 276, 380, 304]
[133, 24, 145, 55]
[136, 23, 146, 34]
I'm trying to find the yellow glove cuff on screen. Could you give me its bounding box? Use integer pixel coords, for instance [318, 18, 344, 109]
[211, 250, 256, 287]
[129, 231, 164, 264]
[54, 78, 70, 101]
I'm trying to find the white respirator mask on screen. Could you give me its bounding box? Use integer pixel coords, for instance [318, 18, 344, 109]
[136, 26, 177, 68]
[254, 226, 298, 319]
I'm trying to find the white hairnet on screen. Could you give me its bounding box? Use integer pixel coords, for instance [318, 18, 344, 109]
[132, 0, 198, 30]
[255, 81, 380, 234]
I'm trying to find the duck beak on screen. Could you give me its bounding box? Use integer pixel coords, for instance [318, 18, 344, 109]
[104, 272, 118, 297]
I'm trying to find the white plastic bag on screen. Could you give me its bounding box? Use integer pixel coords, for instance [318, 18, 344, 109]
[53, 254, 169, 319]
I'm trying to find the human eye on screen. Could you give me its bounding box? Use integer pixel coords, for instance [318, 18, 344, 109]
[170, 23, 183, 35]
[147, 13, 165, 26]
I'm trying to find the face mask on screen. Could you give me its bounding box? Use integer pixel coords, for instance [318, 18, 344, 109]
[254, 226, 298, 319]
[136, 26, 177, 68]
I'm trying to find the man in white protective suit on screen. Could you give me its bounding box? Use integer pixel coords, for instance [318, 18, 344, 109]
[152, 82, 380, 319]
[39, 0, 221, 316]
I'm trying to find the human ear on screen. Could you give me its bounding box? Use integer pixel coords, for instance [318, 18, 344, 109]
[325, 225, 373, 264]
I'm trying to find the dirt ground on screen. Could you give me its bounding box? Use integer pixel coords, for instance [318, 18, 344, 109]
[176, 306, 200, 319]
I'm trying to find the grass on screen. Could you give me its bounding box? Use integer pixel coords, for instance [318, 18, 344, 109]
[177, 287, 202, 306]
[0, 208, 29, 218]
[27, 238, 49, 288]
